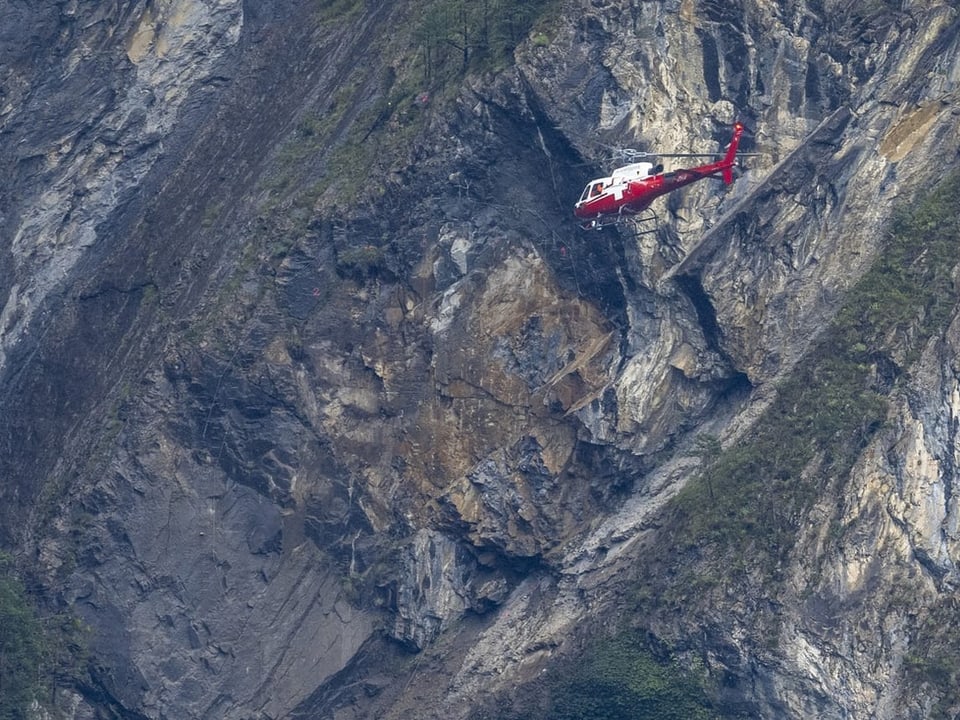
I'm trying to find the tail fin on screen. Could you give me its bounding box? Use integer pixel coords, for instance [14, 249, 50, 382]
[722, 122, 745, 185]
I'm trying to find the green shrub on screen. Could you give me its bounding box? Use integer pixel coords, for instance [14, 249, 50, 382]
[337, 243, 387, 279]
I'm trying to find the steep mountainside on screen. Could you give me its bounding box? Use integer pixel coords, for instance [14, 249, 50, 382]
[2, 0, 960, 718]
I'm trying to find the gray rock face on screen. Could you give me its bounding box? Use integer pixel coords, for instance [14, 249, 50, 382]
[1, 0, 243, 372]
[389, 529, 508, 651]
[0, 0, 243, 541]
[3, 0, 960, 719]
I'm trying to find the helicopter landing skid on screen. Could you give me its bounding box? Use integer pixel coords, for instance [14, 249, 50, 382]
[627, 209, 660, 237]
[580, 209, 660, 236]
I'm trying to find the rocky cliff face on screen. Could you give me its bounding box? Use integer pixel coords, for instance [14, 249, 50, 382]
[2, 0, 960, 718]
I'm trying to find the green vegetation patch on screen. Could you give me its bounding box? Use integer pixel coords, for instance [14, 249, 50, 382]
[264, 0, 561, 208]
[635, 170, 960, 633]
[0, 554, 88, 720]
[0, 554, 47, 719]
[904, 591, 960, 717]
[414, 0, 560, 80]
[471, 632, 721, 720]
[546, 634, 718, 720]
[313, 0, 364, 24]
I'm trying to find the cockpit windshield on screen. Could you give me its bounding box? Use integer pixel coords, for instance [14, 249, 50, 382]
[579, 180, 607, 203]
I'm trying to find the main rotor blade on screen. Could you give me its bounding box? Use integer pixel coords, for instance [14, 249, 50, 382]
[656, 151, 765, 158]
[607, 145, 766, 166]
[618, 150, 763, 160]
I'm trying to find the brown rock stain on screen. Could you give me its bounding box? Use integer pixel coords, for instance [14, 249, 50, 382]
[879, 101, 944, 162]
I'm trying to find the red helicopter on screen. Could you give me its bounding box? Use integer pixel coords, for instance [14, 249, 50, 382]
[574, 122, 746, 230]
